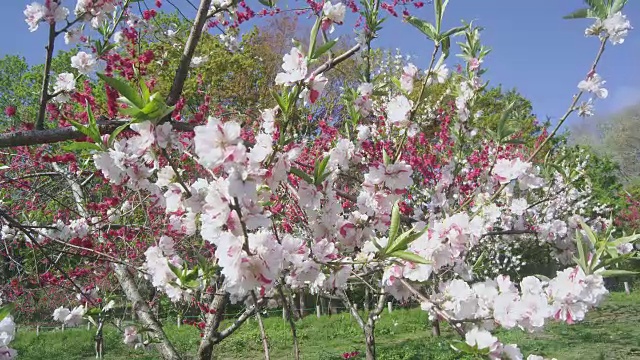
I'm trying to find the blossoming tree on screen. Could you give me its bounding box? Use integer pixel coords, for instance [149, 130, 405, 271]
[0, 0, 638, 360]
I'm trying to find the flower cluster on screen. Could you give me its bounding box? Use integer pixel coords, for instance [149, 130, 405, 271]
[24, 1, 69, 32]
[52, 305, 86, 327]
[7, 1, 636, 359]
[0, 315, 17, 360]
[431, 269, 607, 330]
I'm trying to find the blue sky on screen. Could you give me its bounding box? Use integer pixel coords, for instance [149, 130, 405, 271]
[1, 0, 639, 129]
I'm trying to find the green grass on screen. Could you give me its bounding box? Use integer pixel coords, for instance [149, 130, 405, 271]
[12, 292, 640, 359]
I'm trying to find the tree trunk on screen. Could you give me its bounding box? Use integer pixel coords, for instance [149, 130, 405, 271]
[113, 264, 181, 360]
[329, 298, 338, 316]
[278, 286, 300, 360]
[53, 165, 175, 358]
[152, 292, 161, 319]
[197, 290, 228, 360]
[289, 292, 301, 320]
[95, 319, 104, 360]
[364, 287, 370, 312]
[255, 308, 270, 360]
[319, 296, 326, 316]
[431, 317, 441, 337]
[624, 281, 631, 294]
[430, 280, 441, 336]
[338, 290, 385, 360]
[298, 290, 305, 318]
[364, 325, 375, 360]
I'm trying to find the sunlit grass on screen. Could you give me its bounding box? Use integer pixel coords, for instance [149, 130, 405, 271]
[12, 291, 640, 359]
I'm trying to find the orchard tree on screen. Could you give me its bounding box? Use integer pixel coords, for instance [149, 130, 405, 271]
[0, 1, 639, 360]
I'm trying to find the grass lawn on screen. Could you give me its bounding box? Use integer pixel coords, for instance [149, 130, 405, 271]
[12, 292, 640, 359]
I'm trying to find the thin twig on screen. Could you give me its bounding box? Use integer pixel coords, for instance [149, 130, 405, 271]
[309, 44, 361, 79]
[251, 291, 271, 360]
[277, 285, 300, 360]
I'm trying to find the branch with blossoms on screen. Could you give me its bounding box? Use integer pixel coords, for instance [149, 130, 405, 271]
[0, 1, 638, 360]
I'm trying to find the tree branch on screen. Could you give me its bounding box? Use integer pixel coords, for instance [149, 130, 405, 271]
[213, 297, 265, 343]
[277, 285, 300, 360]
[251, 291, 271, 360]
[0, 120, 195, 148]
[337, 290, 366, 330]
[165, 0, 213, 107]
[113, 264, 182, 360]
[36, 23, 56, 130]
[0, 172, 61, 185]
[309, 44, 361, 79]
[398, 278, 465, 338]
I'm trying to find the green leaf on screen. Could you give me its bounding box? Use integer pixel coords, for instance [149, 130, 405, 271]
[441, 36, 451, 59]
[372, 238, 383, 252]
[383, 149, 391, 165]
[434, 0, 444, 32]
[611, 0, 628, 15]
[574, 231, 590, 272]
[563, 8, 593, 19]
[406, 16, 437, 41]
[609, 233, 640, 247]
[441, 25, 468, 39]
[62, 142, 103, 153]
[101, 43, 116, 55]
[86, 315, 97, 327]
[593, 256, 630, 271]
[314, 155, 330, 185]
[312, 39, 338, 59]
[109, 121, 133, 148]
[599, 269, 638, 278]
[391, 77, 403, 92]
[388, 201, 401, 243]
[472, 250, 487, 270]
[272, 90, 288, 113]
[133, 94, 174, 123]
[87, 101, 97, 130]
[98, 73, 145, 109]
[84, 102, 102, 143]
[167, 262, 183, 280]
[386, 227, 426, 255]
[290, 167, 314, 184]
[389, 250, 431, 265]
[139, 96, 162, 115]
[183, 267, 200, 283]
[600, 254, 636, 271]
[68, 119, 97, 141]
[317, 170, 333, 184]
[579, 219, 598, 247]
[119, 106, 142, 117]
[258, 0, 277, 8]
[450, 339, 476, 354]
[585, 0, 607, 17]
[0, 303, 15, 322]
[308, 16, 322, 59]
[140, 78, 150, 103]
[95, 40, 104, 55]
